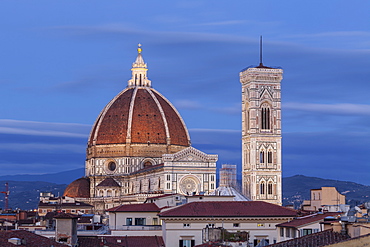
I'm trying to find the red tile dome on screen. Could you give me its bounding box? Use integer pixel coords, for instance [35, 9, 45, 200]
[88, 87, 190, 147]
[63, 177, 90, 198]
[86, 45, 190, 159]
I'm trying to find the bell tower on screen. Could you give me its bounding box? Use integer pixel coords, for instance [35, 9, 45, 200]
[240, 41, 283, 205]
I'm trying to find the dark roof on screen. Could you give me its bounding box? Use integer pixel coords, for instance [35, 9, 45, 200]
[63, 177, 90, 198]
[255, 63, 274, 69]
[195, 242, 228, 247]
[54, 212, 79, 219]
[0, 230, 67, 247]
[159, 201, 297, 217]
[267, 229, 350, 247]
[107, 203, 160, 212]
[78, 235, 165, 247]
[146, 193, 178, 200]
[97, 177, 120, 187]
[38, 201, 93, 208]
[277, 212, 340, 228]
[131, 163, 164, 175]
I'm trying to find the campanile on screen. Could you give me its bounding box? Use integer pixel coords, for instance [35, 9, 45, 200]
[240, 58, 283, 205]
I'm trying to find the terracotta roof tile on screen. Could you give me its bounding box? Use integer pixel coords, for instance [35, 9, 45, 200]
[78, 235, 165, 247]
[268, 229, 350, 247]
[54, 212, 79, 219]
[0, 230, 67, 247]
[277, 212, 340, 228]
[159, 201, 297, 217]
[63, 177, 90, 198]
[107, 203, 160, 212]
[89, 87, 190, 147]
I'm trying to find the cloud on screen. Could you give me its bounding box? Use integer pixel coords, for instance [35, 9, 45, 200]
[194, 20, 249, 26]
[287, 31, 370, 39]
[0, 143, 84, 153]
[0, 119, 90, 138]
[48, 23, 257, 45]
[284, 103, 370, 116]
[174, 100, 202, 110]
[211, 104, 240, 115]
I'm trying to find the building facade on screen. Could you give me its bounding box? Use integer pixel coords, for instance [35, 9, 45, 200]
[240, 62, 283, 205]
[158, 201, 297, 247]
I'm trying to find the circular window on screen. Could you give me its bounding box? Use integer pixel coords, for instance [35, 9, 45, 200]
[108, 161, 116, 171]
[180, 177, 198, 195]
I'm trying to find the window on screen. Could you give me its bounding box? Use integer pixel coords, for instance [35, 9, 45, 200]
[179, 239, 195, 247]
[233, 223, 240, 227]
[261, 107, 270, 129]
[257, 223, 265, 227]
[108, 161, 116, 171]
[254, 239, 269, 246]
[208, 224, 215, 228]
[268, 183, 273, 195]
[260, 151, 265, 163]
[302, 229, 312, 236]
[183, 223, 190, 228]
[268, 151, 273, 163]
[286, 228, 290, 238]
[280, 228, 284, 237]
[210, 183, 214, 190]
[166, 183, 170, 190]
[153, 218, 158, 225]
[126, 218, 132, 225]
[135, 218, 146, 225]
[166, 174, 171, 181]
[210, 175, 215, 182]
[260, 182, 265, 195]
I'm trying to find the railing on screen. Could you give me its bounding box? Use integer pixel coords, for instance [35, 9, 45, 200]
[113, 225, 162, 231]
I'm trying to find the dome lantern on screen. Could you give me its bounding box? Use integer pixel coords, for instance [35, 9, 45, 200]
[128, 44, 151, 87]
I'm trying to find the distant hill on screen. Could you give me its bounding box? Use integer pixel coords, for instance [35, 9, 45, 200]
[0, 180, 67, 210]
[283, 175, 370, 208]
[0, 168, 84, 184]
[1, 172, 369, 210]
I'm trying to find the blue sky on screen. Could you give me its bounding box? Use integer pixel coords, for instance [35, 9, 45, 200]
[0, 1, 369, 185]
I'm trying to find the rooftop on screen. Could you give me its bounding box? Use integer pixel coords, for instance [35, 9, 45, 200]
[107, 203, 160, 212]
[277, 212, 341, 228]
[0, 230, 67, 247]
[159, 201, 297, 218]
[78, 235, 165, 247]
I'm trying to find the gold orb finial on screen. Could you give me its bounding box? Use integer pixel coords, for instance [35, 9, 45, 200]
[137, 43, 142, 54]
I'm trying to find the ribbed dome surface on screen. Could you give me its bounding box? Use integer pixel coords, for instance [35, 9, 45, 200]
[63, 177, 90, 198]
[88, 87, 190, 147]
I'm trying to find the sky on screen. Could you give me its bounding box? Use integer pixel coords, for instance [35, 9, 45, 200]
[0, 1, 370, 185]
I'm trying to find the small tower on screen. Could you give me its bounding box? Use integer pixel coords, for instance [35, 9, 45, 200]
[240, 39, 283, 205]
[128, 44, 151, 87]
[54, 212, 78, 247]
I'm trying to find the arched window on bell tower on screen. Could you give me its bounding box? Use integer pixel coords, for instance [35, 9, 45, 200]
[260, 151, 265, 164]
[261, 104, 271, 130]
[260, 182, 265, 195]
[268, 182, 273, 195]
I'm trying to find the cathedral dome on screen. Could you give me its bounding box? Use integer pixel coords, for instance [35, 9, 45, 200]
[63, 177, 90, 198]
[87, 45, 190, 159]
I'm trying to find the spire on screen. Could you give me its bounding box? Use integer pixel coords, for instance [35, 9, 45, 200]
[128, 44, 151, 87]
[259, 35, 263, 66]
[255, 36, 273, 69]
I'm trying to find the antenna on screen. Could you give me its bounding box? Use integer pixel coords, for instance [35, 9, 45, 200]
[1, 182, 9, 210]
[259, 35, 263, 66]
